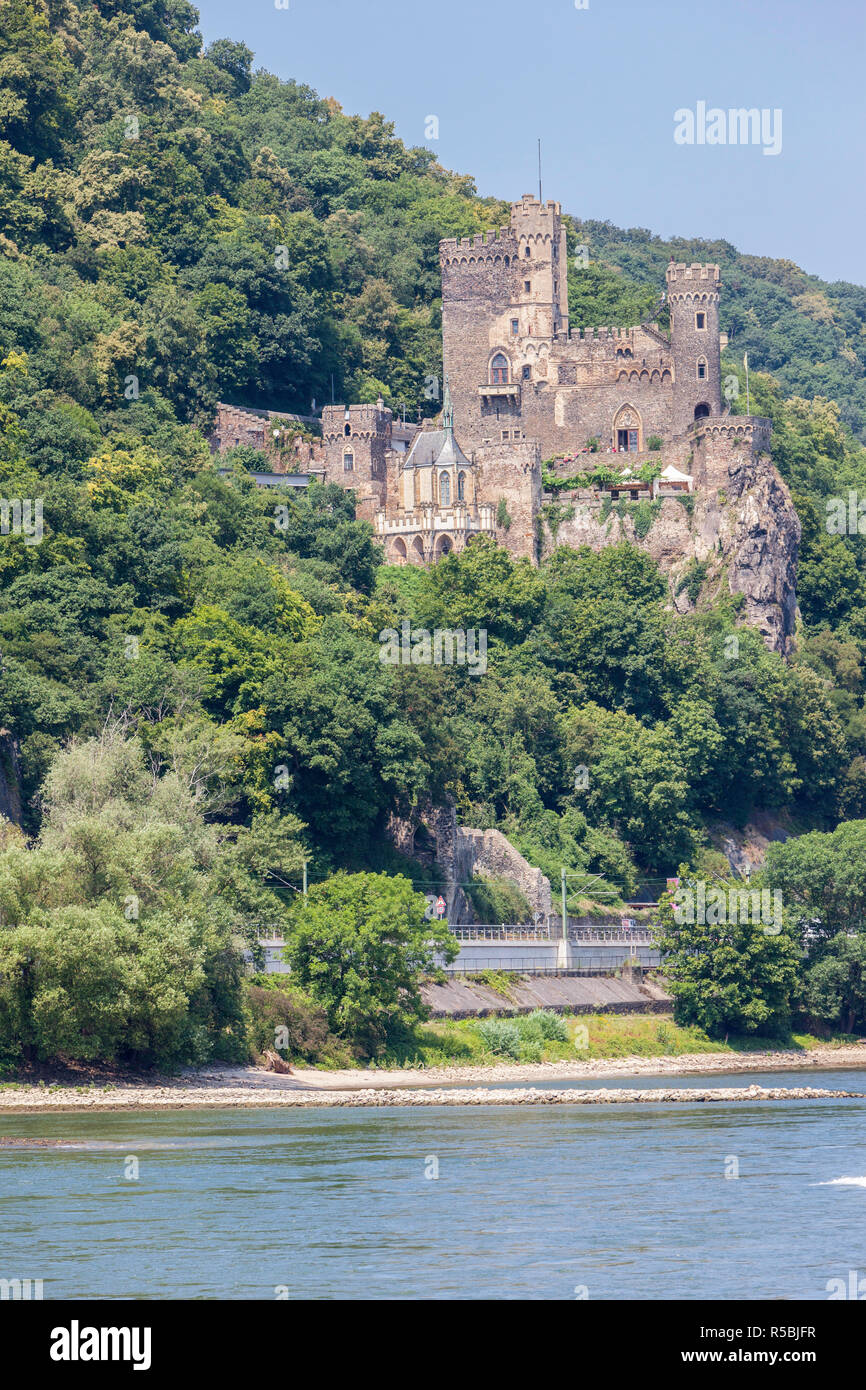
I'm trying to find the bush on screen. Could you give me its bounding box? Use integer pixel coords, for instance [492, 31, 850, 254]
[246, 983, 330, 1062]
[478, 1018, 521, 1058]
[465, 875, 532, 925]
[525, 1009, 568, 1042]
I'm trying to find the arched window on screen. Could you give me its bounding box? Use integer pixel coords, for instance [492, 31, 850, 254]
[697, 357, 708, 381]
[457, 471, 466, 501]
[439, 471, 451, 506]
[343, 450, 354, 472]
[525, 245, 531, 258]
[490, 353, 509, 384]
[694, 402, 710, 420]
[344, 422, 351, 436]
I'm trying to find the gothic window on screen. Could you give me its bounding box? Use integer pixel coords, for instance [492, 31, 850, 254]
[344, 422, 351, 436]
[510, 319, 519, 336]
[697, 357, 707, 380]
[490, 353, 510, 384]
[439, 471, 451, 506]
[695, 311, 706, 329]
[524, 246, 531, 258]
[457, 471, 466, 501]
[343, 450, 354, 471]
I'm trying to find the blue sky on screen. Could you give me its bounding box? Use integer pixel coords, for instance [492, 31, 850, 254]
[195, 0, 865, 285]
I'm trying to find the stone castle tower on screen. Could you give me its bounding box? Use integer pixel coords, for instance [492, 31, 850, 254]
[666, 261, 722, 435]
[211, 192, 798, 654]
[440, 194, 725, 459]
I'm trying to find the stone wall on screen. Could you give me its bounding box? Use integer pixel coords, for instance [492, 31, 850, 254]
[543, 418, 800, 656]
[209, 403, 324, 471]
[386, 804, 552, 923]
[475, 440, 541, 561]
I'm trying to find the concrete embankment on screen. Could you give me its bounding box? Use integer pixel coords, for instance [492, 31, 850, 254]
[421, 972, 671, 1018]
[0, 1083, 861, 1115]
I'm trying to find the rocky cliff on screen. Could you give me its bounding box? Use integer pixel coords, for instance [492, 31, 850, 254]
[543, 448, 800, 657]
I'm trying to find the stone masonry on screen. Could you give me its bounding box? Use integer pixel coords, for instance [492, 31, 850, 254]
[209, 192, 800, 653]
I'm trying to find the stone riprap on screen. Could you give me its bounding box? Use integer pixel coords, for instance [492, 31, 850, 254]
[0, 1082, 860, 1115]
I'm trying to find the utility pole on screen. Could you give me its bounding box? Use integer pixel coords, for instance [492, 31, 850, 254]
[302, 861, 308, 901]
[561, 867, 567, 941]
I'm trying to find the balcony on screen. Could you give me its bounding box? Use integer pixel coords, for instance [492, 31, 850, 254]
[478, 381, 521, 402]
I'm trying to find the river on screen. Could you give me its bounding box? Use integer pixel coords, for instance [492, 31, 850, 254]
[2, 1066, 865, 1300]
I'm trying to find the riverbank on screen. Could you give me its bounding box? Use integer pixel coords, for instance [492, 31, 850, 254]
[0, 1083, 861, 1116]
[3, 1043, 866, 1111]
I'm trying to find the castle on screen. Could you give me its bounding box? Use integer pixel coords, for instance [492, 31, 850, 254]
[211, 194, 800, 652]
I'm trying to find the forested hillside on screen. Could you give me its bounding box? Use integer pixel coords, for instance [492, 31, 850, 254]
[2, 0, 866, 1064]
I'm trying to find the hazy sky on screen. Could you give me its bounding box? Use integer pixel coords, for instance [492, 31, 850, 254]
[195, 0, 865, 286]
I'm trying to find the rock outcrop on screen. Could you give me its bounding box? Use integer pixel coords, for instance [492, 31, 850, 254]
[544, 428, 800, 657]
[386, 802, 551, 923]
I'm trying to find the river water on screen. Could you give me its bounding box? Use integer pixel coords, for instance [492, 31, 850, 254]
[2, 1066, 866, 1300]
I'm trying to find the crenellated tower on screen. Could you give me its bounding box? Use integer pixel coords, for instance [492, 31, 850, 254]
[321, 400, 391, 519]
[666, 261, 722, 436]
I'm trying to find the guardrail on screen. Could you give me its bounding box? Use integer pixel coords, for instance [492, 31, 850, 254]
[450, 925, 656, 944]
[444, 963, 657, 977]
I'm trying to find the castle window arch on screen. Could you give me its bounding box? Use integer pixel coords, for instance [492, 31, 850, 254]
[439, 471, 451, 506]
[613, 403, 642, 453]
[457, 471, 466, 501]
[694, 402, 710, 420]
[490, 352, 510, 384]
[344, 422, 352, 436]
[696, 357, 708, 381]
[343, 449, 354, 472]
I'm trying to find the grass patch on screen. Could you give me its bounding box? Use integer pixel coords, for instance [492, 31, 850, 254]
[365, 1012, 860, 1071]
[467, 969, 518, 1000]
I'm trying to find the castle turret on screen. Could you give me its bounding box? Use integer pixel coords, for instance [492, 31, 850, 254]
[321, 401, 391, 518]
[510, 194, 569, 342]
[666, 262, 722, 436]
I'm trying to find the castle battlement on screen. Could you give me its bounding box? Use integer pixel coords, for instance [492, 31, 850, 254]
[512, 195, 562, 218]
[666, 262, 721, 287]
[439, 227, 515, 259]
[691, 415, 772, 446]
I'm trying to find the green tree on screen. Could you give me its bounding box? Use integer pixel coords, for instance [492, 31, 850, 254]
[283, 871, 456, 1052]
[764, 821, 866, 943]
[803, 935, 866, 1035]
[654, 885, 801, 1037]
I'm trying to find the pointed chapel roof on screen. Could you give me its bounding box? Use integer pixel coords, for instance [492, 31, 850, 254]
[404, 378, 472, 470]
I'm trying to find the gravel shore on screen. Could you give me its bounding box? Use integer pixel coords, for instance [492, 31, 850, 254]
[0, 1083, 861, 1117]
[2, 1045, 865, 1114]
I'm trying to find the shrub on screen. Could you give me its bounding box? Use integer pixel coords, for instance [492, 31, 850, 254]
[478, 1018, 521, 1058]
[246, 984, 330, 1062]
[465, 875, 532, 925]
[527, 1009, 569, 1042]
